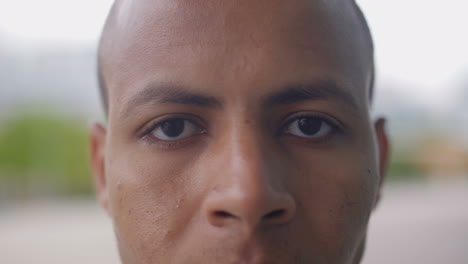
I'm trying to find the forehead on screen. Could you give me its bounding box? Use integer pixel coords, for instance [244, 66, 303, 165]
[101, 0, 372, 115]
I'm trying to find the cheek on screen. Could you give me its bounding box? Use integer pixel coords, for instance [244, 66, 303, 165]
[106, 150, 201, 262]
[291, 146, 378, 261]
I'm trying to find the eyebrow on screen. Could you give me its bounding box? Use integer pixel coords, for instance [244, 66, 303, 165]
[264, 80, 359, 111]
[121, 84, 223, 118]
[121, 80, 358, 119]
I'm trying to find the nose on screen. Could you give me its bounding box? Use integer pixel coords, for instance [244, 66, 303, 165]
[205, 184, 296, 229]
[203, 131, 296, 230]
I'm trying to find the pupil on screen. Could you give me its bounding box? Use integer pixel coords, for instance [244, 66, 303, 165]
[161, 119, 185, 137]
[298, 117, 321, 135]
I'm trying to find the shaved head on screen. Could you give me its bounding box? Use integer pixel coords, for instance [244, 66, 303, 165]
[91, 1, 387, 264]
[97, 0, 374, 113]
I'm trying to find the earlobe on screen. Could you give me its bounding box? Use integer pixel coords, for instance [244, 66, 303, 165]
[374, 117, 390, 208]
[89, 122, 110, 214]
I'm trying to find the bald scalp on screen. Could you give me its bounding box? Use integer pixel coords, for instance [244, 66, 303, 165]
[97, 0, 374, 114]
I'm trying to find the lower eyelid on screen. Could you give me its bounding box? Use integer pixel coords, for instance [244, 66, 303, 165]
[143, 134, 200, 149]
[281, 129, 338, 145]
[139, 113, 343, 147]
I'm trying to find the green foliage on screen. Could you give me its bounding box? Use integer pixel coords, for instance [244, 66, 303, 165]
[0, 111, 92, 196]
[387, 151, 424, 180]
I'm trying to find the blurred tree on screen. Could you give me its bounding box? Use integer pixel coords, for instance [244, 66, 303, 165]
[0, 109, 92, 197]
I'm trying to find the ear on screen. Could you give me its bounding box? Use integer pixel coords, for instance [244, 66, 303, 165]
[90, 122, 110, 214]
[373, 117, 390, 209]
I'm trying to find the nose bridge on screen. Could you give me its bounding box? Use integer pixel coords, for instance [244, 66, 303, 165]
[229, 120, 267, 187]
[203, 117, 296, 229]
[221, 115, 276, 199]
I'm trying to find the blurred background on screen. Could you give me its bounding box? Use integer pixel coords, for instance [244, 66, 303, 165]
[0, 0, 467, 263]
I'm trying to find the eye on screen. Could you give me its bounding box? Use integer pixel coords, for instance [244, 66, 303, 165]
[283, 116, 335, 139]
[149, 118, 204, 141]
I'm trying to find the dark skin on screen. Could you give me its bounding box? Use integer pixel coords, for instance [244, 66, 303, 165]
[91, 0, 389, 263]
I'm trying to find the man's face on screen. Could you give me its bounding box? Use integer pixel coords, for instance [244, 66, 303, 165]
[91, 0, 388, 263]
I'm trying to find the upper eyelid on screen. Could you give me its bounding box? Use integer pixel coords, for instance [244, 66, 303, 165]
[138, 111, 343, 138]
[139, 114, 205, 138]
[280, 113, 342, 132]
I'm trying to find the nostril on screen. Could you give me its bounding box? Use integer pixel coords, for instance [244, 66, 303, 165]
[208, 210, 239, 228]
[214, 210, 235, 218]
[263, 209, 285, 220]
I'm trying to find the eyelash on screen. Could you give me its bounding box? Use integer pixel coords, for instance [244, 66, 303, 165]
[279, 112, 343, 142]
[141, 112, 343, 148]
[140, 114, 207, 149]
